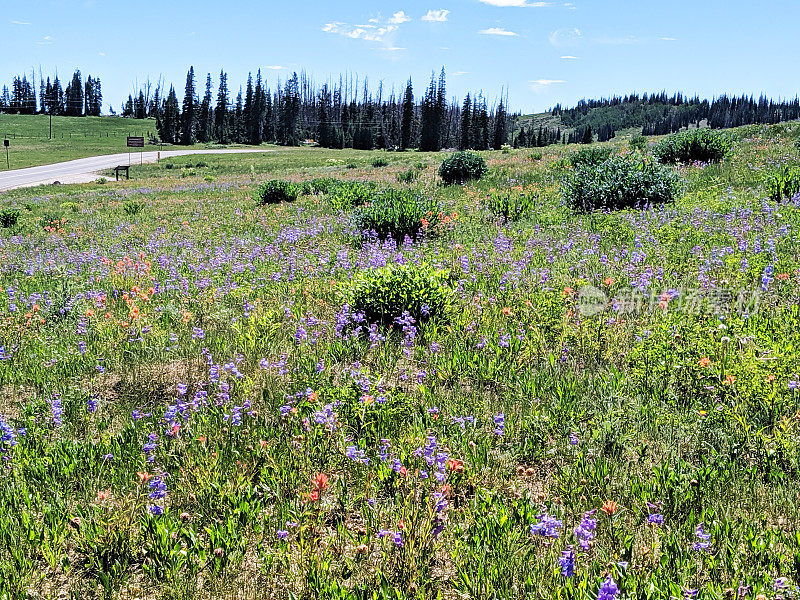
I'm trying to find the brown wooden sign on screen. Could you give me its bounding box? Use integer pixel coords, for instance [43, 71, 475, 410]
[126, 136, 145, 148]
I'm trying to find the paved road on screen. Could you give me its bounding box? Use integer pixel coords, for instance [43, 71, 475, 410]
[0, 149, 272, 192]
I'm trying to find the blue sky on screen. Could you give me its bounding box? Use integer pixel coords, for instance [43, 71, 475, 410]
[3, 0, 799, 114]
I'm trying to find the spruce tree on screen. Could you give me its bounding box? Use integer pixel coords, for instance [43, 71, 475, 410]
[243, 74, 254, 143]
[181, 67, 197, 145]
[492, 98, 507, 150]
[198, 74, 213, 143]
[400, 78, 414, 151]
[158, 85, 180, 144]
[214, 70, 230, 143]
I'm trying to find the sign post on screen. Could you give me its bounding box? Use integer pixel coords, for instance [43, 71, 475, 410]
[127, 136, 144, 167]
[3, 139, 8, 170]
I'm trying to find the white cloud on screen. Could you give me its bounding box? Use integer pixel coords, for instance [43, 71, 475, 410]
[560, 55, 579, 59]
[11, 20, 31, 25]
[548, 27, 581, 47]
[597, 34, 641, 45]
[384, 46, 406, 52]
[530, 78, 565, 92]
[98, 51, 106, 56]
[323, 14, 404, 44]
[422, 9, 450, 22]
[452, 71, 469, 76]
[266, 65, 287, 70]
[478, 0, 551, 6]
[37, 35, 53, 45]
[660, 36, 677, 41]
[479, 27, 518, 36]
[389, 11, 411, 24]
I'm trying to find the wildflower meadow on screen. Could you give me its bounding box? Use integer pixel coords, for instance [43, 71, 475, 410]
[2, 124, 800, 599]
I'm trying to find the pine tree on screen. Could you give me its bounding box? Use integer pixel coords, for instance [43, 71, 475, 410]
[198, 74, 213, 142]
[214, 70, 230, 143]
[234, 88, 244, 143]
[435, 67, 447, 149]
[253, 70, 267, 144]
[243, 73, 254, 143]
[459, 93, 472, 150]
[581, 125, 593, 144]
[400, 78, 414, 151]
[181, 67, 197, 145]
[157, 85, 181, 144]
[492, 98, 507, 150]
[278, 73, 301, 146]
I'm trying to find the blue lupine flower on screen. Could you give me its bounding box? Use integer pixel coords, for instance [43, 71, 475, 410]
[558, 547, 575, 577]
[531, 513, 563, 539]
[597, 576, 619, 600]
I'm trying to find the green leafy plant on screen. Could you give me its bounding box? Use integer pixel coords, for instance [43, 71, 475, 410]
[352, 188, 442, 240]
[326, 181, 376, 210]
[568, 146, 613, 167]
[653, 129, 731, 164]
[438, 151, 488, 185]
[561, 156, 681, 212]
[122, 201, 145, 216]
[528, 150, 543, 161]
[765, 165, 800, 201]
[348, 262, 453, 325]
[372, 157, 389, 168]
[483, 189, 537, 222]
[0, 208, 20, 229]
[629, 135, 648, 153]
[396, 168, 420, 184]
[257, 180, 299, 205]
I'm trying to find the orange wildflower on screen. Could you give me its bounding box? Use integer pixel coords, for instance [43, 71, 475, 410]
[601, 500, 620, 516]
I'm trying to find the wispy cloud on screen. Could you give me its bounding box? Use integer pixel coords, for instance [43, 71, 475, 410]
[98, 51, 106, 56]
[596, 34, 641, 45]
[11, 20, 31, 25]
[548, 27, 581, 47]
[266, 65, 287, 70]
[323, 13, 406, 46]
[660, 36, 677, 41]
[479, 27, 518, 36]
[560, 55, 579, 59]
[37, 35, 53, 45]
[452, 71, 469, 76]
[478, 0, 551, 6]
[422, 9, 450, 22]
[530, 78, 565, 92]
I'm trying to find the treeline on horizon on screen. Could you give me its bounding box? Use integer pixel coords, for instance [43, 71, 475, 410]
[0, 70, 102, 117]
[551, 91, 800, 139]
[125, 67, 510, 151]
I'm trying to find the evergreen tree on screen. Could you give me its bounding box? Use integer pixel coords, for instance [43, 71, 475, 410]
[581, 125, 593, 144]
[214, 70, 230, 143]
[492, 98, 507, 150]
[252, 70, 267, 144]
[278, 73, 301, 146]
[181, 67, 197, 145]
[243, 73, 254, 143]
[400, 78, 414, 151]
[157, 85, 180, 144]
[198, 74, 213, 143]
[459, 93, 471, 150]
[234, 88, 244, 143]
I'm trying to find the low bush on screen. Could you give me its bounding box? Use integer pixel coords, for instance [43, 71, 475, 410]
[372, 157, 389, 168]
[568, 146, 613, 167]
[629, 135, 648, 153]
[396, 168, 420, 184]
[483, 189, 537, 222]
[164, 163, 174, 170]
[257, 180, 299, 205]
[352, 188, 442, 241]
[438, 151, 488, 185]
[561, 156, 681, 212]
[123, 201, 145, 216]
[0, 208, 19, 228]
[765, 165, 800, 201]
[528, 151, 543, 161]
[348, 262, 452, 325]
[652, 128, 731, 164]
[327, 181, 376, 210]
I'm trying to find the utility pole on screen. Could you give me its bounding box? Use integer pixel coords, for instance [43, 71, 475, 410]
[50, 112, 52, 139]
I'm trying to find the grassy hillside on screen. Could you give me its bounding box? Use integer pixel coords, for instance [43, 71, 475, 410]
[2, 123, 800, 597]
[0, 114, 238, 170]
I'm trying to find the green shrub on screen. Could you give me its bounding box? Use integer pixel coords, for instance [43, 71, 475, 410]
[195, 161, 208, 168]
[795, 137, 800, 153]
[0, 208, 20, 228]
[438, 151, 488, 185]
[352, 188, 442, 241]
[184, 163, 194, 169]
[348, 262, 452, 325]
[122, 200, 145, 216]
[561, 156, 681, 212]
[652, 128, 731, 164]
[257, 180, 299, 205]
[568, 146, 613, 167]
[501, 144, 512, 154]
[326, 181, 376, 210]
[629, 135, 648, 153]
[164, 163, 174, 170]
[765, 165, 800, 201]
[346, 162, 359, 170]
[529, 151, 543, 161]
[60, 201, 80, 212]
[483, 189, 537, 222]
[372, 157, 389, 168]
[396, 168, 420, 184]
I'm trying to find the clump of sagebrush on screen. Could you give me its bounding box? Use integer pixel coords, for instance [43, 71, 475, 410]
[652, 128, 731, 164]
[568, 146, 612, 167]
[352, 188, 442, 241]
[765, 165, 800, 202]
[562, 156, 680, 212]
[438, 151, 488, 185]
[348, 262, 452, 325]
[0, 208, 20, 228]
[326, 180, 376, 210]
[483, 188, 537, 222]
[257, 180, 299, 205]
